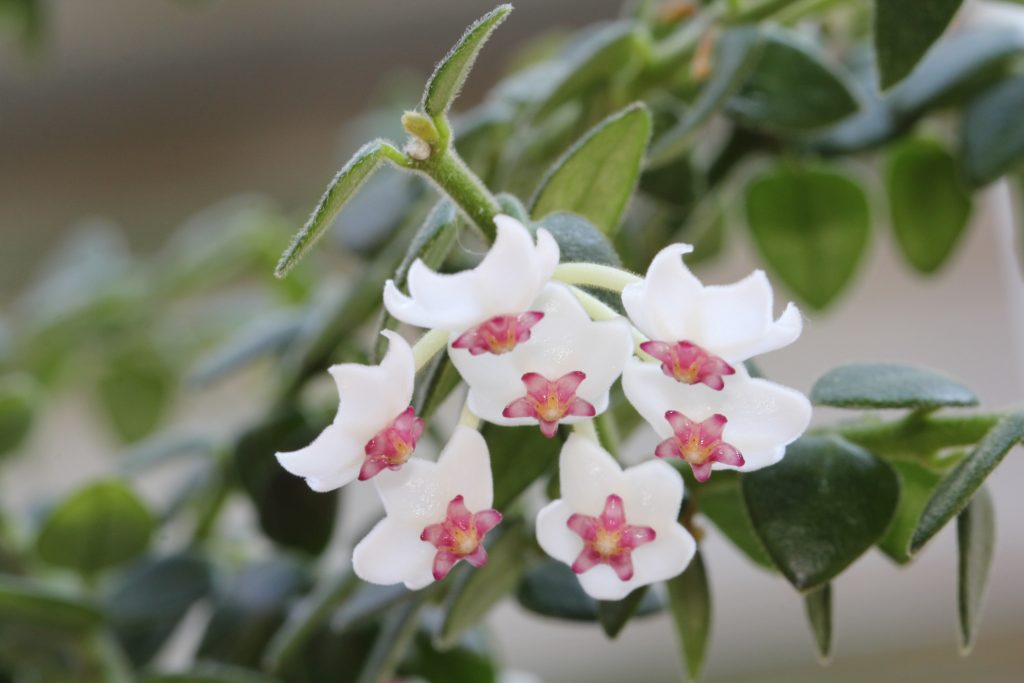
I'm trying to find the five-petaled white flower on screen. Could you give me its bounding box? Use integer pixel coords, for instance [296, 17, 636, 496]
[535, 434, 696, 600]
[352, 425, 502, 589]
[451, 284, 633, 437]
[383, 214, 559, 355]
[623, 360, 812, 482]
[622, 244, 803, 391]
[276, 330, 425, 491]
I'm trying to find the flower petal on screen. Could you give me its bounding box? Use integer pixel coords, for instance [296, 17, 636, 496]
[700, 271, 801, 361]
[352, 517, 436, 590]
[330, 330, 414, 438]
[620, 460, 684, 529]
[535, 500, 582, 566]
[621, 243, 701, 341]
[434, 426, 495, 512]
[558, 434, 626, 514]
[275, 423, 363, 492]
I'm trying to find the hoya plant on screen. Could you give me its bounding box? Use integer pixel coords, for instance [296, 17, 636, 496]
[1, 1, 1023, 681]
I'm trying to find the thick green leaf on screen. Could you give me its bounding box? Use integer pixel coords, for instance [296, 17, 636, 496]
[596, 586, 650, 640]
[0, 575, 103, 634]
[742, 436, 899, 591]
[911, 413, 1024, 554]
[516, 560, 663, 622]
[666, 550, 711, 680]
[484, 424, 562, 509]
[105, 553, 213, 666]
[36, 480, 154, 576]
[811, 362, 978, 409]
[141, 664, 280, 683]
[530, 103, 652, 236]
[875, 0, 963, 89]
[406, 625, 496, 683]
[439, 523, 534, 648]
[698, 475, 775, 570]
[234, 410, 339, 555]
[276, 140, 390, 277]
[199, 559, 309, 668]
[957, 486, 995, 652]
[0, 374, 37, 457]
[97, 343, 175, 444]
[878, 459, 947, 564]
[886, 138, 972, 273]
[727, 29, 859, 134]
[745, 166, 870, 310]
[536, 212, 621, 266]
[803, 583, 832, 662]
[353, 595, 427, 683]
[421, 5, 512, 117]
[962, 75, 1024, 186]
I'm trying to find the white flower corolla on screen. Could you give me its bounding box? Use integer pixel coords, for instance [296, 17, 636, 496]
[622, 244, 802, 390]
[451, 284, 633, 437]
[622, 359, 812, 481]
[352, 426, 501, 589]
[536, 434, 696, 601]
[382, 215, 560, 349]
[275, 331, 424, 491]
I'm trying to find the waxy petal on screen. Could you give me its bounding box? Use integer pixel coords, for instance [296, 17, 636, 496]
[330, 330, 414, 435]
[352, 517, 437, 590]
[383, 215, 559, 332]
[275, 423, 363, 492]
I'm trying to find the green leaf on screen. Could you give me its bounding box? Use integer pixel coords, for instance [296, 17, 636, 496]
[886, 138, 972, 273]
[516, 560, 663, 622]
[97, 343, 175, 444]
[0, 575, 103, 634]
[666, 550, 711, 681]
[962, 75, 1024, 186]
[811, 362, 978, 409]
[439, 522, 534, 648]
[105, 553, 213, 666]
[234, 409, 339, 555]
[190, 311, 304, 387]
[353, 594, 427, 683]
[0, 373, 38, 457]
[275, 140, 391, 278]
[530, 103, 652, 237]
[911, 413, 1024, 554]
[536, 212, 621, 266]
[698, 475, 775, 570]
[421, 5, 512, 117]
[745, 166, 870, 310]
[36, 480, 154, 576]
[742, 436, 899, 591]
[484, 424, 561, 509]
[199, 559, 310, 668]
[140, 664, 281, 683]
[957, 486, 995, 653]
[596, 586, 650, 640]
[727, 29, 859, 134]
[803, 583, 832, 662]
[406, 626, 496, 683]
[874, 0, 963, 89]
[878, 459, 947, 564]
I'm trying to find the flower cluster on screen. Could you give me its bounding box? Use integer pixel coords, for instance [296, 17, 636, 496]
[276, 216, 811, 597]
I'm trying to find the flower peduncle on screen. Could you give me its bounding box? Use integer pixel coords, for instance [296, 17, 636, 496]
[565, 285, 651, 359]
[554, 263, 642, 293]
[412, 328, 451, 372]
[572, 419, 601, 443]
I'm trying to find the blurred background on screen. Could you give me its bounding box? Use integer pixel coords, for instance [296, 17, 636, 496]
[1, 1, 1022, 682]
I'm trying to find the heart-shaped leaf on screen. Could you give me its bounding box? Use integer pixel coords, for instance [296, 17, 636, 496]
[666, 550, 711, 681]
[874, 0, 964, 89]
[97, 342, 175, 444]
[484, 423, 562, 509]
[531, 103, 651, 237]
[803, 583, 832, 662]
[516, 560, 663, 622]
[811, 362, 978, 409]
[745, 166, 870, 310]
[886, 138, 972, 274]
[596, 586, 650, 640]
[742, 436, 899, 591]
[962, 74, 1024, 186]
[957, 486, 994, 652]
[697, 474, 775, 570]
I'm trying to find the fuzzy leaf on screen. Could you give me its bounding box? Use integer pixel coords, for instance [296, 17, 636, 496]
[745, 166, 870, 310]
[962, 75, 1024, 186]
[742, 436, 899, 591]
[698, 474, 775, 570]
[957, 486, 995, 652]
[531, 103, 651, 236]
[886, 138, 972, 273]
[804, 584, 832, 662]
[666, 550, 711, 680]
[874, 0, 963, 89]
[911, 413, 1024, 554]
[811, 362, 978, 409]
[422, 5, 512, 117]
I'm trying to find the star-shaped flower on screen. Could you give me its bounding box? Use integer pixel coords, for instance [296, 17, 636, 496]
[353, 426, 501, 589]
[451, 284, 633, 436]
[622, 244, 802, 389]
[622, 359, 812, 479]
[275, 331, 423, 491]
[536, 434, 696, 600]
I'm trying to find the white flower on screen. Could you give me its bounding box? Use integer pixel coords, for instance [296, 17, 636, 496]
[536, 434, 696, 601]
[275, 331, 424, 491]
[352, 426, 501, 589]
[622, 244, 802, 389]
[451, 284, 633, 436]
[382, 214, 560, 342]
[622, 359, 812, 481]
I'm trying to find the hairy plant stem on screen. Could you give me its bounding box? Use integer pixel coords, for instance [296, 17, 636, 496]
[824, 413, 1003, 460]
[554, 262, 642, 292]
[412, 140, 502, 241]
[412, 328, 450, 372]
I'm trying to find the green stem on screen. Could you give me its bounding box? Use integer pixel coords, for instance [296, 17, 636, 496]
[554, 263, 642, 292]
[826, 413, 1001, 459]
[190, 458, 232, 544]
[417, 144, 501, 241]
[723, 0, 804, 24]
[412, 328, 450, 372]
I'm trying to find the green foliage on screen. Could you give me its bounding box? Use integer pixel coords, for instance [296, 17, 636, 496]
[877, 459, 948, 564]
[97, 342, 176, 444]
[811, 362, 978, 409]
[803, 584, 832, 662]
[666, 550, 711, 680]
[0, 576, 103, 634]
[961, 75, 1024, 186]
[516, 560, 662, 621]
[874, 0, 963, 89]
[0, 374, 37, 457]
[957, 487, 995, 652]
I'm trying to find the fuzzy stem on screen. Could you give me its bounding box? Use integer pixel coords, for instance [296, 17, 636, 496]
[417, 143, 501, 240]
[573, 419, 601, 442]
[412, 328, 450, 372]
[828, 413, 1003, 459]
[554, 263, 642, 293]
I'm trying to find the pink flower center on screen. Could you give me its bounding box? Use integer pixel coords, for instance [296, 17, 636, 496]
[567, 494, 656, 581]
[640, 340, 735, 390]
[359, 406, 425, 481]
[420, 495, 503, 581]
[502, 371, 596, 438]
[452, 311, 545, 356]
[655, 411, 744, 482]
